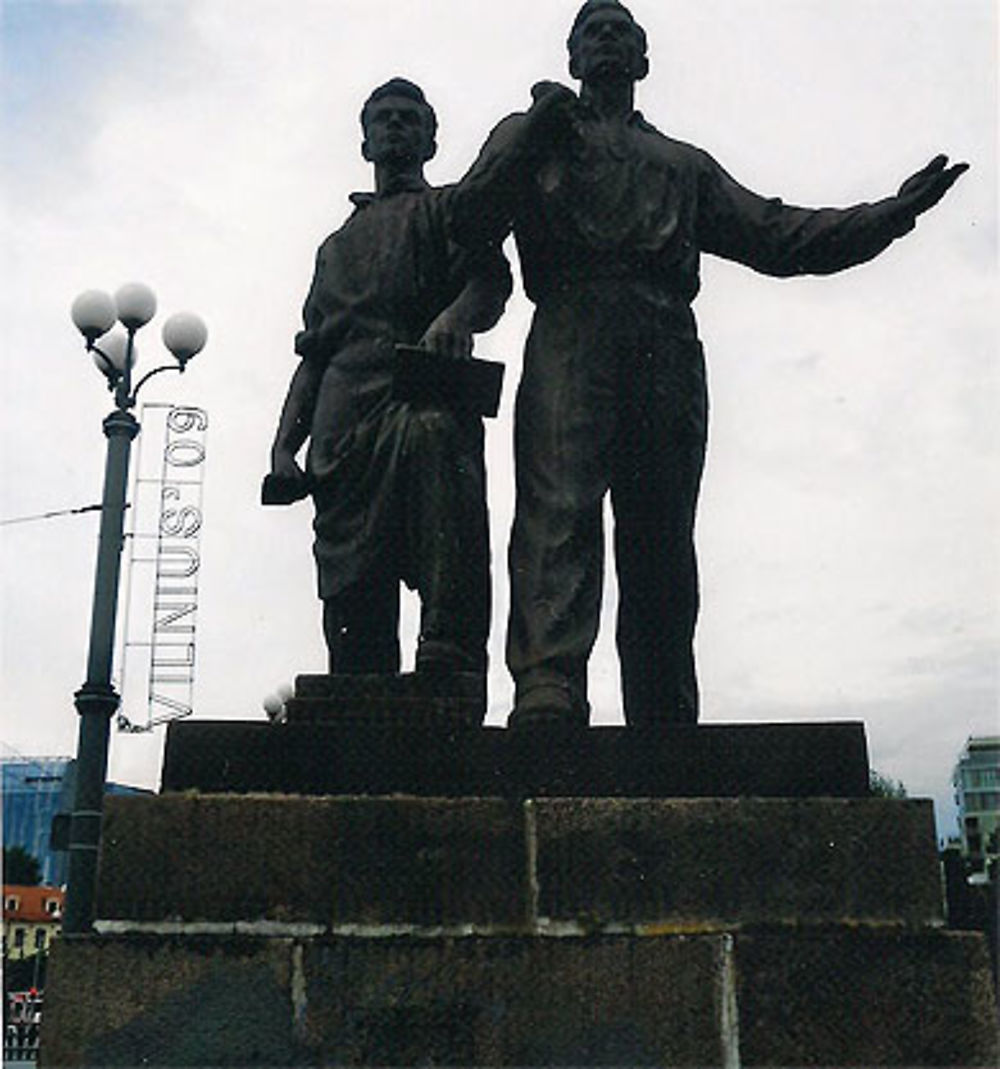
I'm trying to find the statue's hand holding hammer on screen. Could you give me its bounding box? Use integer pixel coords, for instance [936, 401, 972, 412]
[263, 445, 309, 505]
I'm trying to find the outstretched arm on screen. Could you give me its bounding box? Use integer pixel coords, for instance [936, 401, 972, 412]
[698, 151, 969, 277]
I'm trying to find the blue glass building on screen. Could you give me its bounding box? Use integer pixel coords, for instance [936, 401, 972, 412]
[2, 757, 149, 886]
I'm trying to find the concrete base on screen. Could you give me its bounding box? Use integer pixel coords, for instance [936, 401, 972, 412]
[42, 929, 998, 1067]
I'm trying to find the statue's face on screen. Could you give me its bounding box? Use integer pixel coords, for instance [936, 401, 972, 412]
[570, 6, 645, 83]
[362, 95, 432, 165]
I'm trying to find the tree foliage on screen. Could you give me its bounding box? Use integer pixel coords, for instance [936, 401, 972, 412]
[869, 770, 908, 799]
[3, 846, 42, 886]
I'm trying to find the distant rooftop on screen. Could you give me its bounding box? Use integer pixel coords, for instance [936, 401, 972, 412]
[957, 737, 1000, 761]
[3, 885, 64, 924]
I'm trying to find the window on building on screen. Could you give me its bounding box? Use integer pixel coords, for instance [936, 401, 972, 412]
[34, 930, 46, 951]
[13, 929, 25, 949]
[968, 770, 1000, 790]
[45, 899, 60, 915]
[5, 896, 19, 911]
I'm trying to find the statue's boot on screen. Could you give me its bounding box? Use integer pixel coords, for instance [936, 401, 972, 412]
[508, 680, 589, 729]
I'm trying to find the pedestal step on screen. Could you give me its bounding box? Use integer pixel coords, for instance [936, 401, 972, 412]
[41, 929, 998, 1067]
[288, 671, 486, 725]
[160, 719, 870, 797]
[97, 795, 943, 930]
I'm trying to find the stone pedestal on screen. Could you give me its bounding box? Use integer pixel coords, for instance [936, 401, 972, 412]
[160, 717, 871, 798]
[42, 928, 997, 1068]
[40, 713, 999, 1067]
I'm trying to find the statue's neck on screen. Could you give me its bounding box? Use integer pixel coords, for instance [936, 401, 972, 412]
[579, 79, 635, 120]
[373, 160, 426, 197]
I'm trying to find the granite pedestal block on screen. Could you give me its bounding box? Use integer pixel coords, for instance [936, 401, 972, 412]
[42, 929, 998, 1067]
[287, 671, 487, 726]
[39, 711, 999, 1066]
[95, 794, 943, 930]
[161, 718, 871, 798]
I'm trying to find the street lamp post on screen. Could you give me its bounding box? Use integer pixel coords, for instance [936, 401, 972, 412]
[63, 283, 207, 935]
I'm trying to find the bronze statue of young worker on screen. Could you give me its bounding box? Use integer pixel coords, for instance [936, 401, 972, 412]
[452, 0, 967, 728]
[265, 79, 511, 678]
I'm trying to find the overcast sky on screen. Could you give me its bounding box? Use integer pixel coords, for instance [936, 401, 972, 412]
[1, 0, 996, 837]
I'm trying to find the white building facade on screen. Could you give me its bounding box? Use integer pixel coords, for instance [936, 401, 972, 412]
[952, 735, 1000, 874]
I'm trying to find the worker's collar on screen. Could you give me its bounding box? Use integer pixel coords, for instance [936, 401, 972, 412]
[349, 174, 429, 207]
[573, 99, 655, 133]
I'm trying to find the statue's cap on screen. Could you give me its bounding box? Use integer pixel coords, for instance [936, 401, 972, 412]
[568, 0, 639, 45]
[360, 78, 437, 136]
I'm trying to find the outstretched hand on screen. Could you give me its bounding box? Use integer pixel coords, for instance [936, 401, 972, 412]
[896, 155, 969, 218]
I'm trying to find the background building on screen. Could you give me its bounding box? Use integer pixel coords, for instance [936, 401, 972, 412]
[2, 755, 151, 887]
[2, 885, 64, 962]
[2, 758, 75, 887]
[952, 735, 1000, 876]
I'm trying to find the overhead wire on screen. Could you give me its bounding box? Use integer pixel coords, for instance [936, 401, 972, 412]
[0, 504, 128, 527]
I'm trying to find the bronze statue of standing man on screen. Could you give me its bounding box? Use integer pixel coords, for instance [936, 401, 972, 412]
[265, 79, 511, 682]
[452, 0, 967, 727]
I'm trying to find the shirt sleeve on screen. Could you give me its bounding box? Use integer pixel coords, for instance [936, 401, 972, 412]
[695, 149, 916, 278]
[449, 113, 533, 250]
[294, 244, 328, 361]
[436, 188, 514, 335]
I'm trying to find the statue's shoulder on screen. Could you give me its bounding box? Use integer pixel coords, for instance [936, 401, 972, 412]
[314, 224, 348, 259]
[481, 109, 533, 151]
[316, 191, 401, 247]
[634, 117, 713, 173]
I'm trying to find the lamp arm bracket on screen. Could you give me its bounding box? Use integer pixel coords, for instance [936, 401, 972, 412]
[129, 362, 183, 402]
[86, 341, 118, 383]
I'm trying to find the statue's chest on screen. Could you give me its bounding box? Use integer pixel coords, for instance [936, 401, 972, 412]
[533, 125, 685, 247]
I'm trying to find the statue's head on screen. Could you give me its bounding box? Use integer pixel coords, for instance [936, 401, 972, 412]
[567, 0, 649, 84]
[360, 78, 437, 165]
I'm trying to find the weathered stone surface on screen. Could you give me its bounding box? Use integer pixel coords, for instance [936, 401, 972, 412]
[294, 671, 486, 700]
[533, 798, 944, 928]
[735, 928, 1000, 1067]
[98, 794, 527, 928]
[40, 934, 294, 1068]
[41, 933, 725, 1068]
[161, 719, 870, 798]
[40, 929, 998, 1067]
[288, 670, 486, 726]
[98, 795, 943, 930]
[301, 935, 723, 1066]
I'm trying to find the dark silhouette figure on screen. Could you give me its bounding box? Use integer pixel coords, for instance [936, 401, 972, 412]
[453, 0, 967, 726]
[265, 79, 511, 678]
